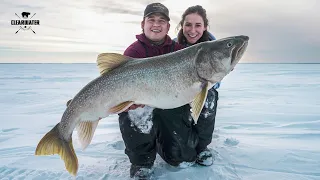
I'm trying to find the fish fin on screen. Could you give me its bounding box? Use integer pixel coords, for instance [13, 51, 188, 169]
[66, 99, 72, 106]
[108, 101, 134, 114]
[76, 120, 99, 150]
[35, 124, 78, 176]
[97, 53, 132, 75]
[191, 83, 209, 124]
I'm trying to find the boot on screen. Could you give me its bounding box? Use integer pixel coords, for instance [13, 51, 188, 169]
[196, 148, 214, 166]
[130, 164, 153, 180]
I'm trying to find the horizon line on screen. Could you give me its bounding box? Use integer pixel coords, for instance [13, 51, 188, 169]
[1, 62, 320, 64]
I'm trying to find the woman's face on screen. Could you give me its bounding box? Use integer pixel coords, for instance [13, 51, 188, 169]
[182, 13, 206, 44]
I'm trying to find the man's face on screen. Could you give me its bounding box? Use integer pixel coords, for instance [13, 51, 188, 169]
[141, 13, 170, 41]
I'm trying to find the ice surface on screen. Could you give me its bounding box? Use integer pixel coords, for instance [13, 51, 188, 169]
[0, 63, 319, 179]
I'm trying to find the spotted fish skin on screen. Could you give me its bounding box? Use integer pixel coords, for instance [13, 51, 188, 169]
[35, 35, 249, 176]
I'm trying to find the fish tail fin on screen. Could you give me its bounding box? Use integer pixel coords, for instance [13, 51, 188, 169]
[35, 123, 78, 176]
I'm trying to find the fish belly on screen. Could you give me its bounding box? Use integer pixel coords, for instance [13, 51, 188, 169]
[135, 82, 202, 109]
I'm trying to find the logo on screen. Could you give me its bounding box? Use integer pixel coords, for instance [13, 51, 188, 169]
[11, 12, 40, 34]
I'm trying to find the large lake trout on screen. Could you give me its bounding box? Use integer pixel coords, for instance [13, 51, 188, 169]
[35, 35, 249, 175]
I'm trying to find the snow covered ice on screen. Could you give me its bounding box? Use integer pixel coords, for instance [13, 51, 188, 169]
[0, 63, 319, 180]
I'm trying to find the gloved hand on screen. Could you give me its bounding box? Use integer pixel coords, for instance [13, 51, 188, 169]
[213, 82, 220, 89]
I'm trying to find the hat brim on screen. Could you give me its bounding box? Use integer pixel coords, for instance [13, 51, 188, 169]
[144, 12, 170, 21]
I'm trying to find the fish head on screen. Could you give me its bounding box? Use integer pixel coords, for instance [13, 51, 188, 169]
[195, 35, 249, 83]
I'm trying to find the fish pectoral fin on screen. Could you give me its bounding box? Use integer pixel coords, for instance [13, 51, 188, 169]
[191, 83, 209, 124]
[97, 53, 133, 75]
[35, 123, 78, 176]
[76, 120, 99, 150]
[108, 101, 134, 114]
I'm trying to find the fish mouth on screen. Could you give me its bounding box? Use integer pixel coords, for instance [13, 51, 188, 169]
[231, 36, 249, 64]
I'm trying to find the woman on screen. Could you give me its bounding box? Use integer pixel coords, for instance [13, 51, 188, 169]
[175, 5, 220, 166]
[176, 5, 216, 45]
[142, 5, 218, 170]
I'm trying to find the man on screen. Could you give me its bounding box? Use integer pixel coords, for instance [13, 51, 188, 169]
[119, 2, 186, 179]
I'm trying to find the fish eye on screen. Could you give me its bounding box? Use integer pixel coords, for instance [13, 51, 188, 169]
[227, 42, 233, 47]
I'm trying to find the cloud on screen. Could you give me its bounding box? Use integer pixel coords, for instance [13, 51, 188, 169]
[168, 0, 320, 62]
[0, 0, 319, 63]
[1, 0, 142, 56]
[201, 0, 320, 62]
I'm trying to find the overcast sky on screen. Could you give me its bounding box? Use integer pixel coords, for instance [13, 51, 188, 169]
[0, 0, 319, 63]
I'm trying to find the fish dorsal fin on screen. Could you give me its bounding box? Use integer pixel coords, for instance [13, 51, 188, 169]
[97, 53, 132, 75]
[190, 83, 209, 124]
[76, 120, 99, 150]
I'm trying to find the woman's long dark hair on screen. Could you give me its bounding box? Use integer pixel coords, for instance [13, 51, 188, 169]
[176, 5, 210, 45]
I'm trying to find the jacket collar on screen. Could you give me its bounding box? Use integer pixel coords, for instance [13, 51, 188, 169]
[136, 33, 173, 47]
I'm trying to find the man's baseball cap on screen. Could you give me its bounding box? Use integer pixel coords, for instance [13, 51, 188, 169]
[144, 3, 170, 21]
